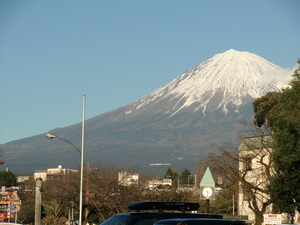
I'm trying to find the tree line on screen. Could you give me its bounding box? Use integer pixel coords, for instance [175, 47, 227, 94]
[1, 165, 237, 225]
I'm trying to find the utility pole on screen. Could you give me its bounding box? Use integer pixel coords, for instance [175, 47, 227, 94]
[205, 199, 210, 213]
[35, 178, 43, 225]
[233, 194, 235, 215]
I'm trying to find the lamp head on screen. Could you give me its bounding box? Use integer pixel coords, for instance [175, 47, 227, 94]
[45, 133, 57, 139]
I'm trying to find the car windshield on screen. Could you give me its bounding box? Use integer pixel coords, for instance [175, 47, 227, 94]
[100, 214, 164, 225]
[101, 215, 135, 225]
[154, 219, 245, 225]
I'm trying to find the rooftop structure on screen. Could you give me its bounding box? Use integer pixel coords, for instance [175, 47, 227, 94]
[34, 165, 78, 181]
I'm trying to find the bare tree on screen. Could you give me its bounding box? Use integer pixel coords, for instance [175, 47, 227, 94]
[86, 165, 145, 223]
[42, 173, 79, 225]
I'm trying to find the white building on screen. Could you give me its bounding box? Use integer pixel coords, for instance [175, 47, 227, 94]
[238, 135, 274, 223]
[238, 135, 299, 224]
[118, 171, 139, 187]
[17, 176, 31, 183]
[34, 165, 78, 181]
[148, 179, 172, 190]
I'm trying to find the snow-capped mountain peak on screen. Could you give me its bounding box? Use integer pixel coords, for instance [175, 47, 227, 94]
[128, 49, 291, 116]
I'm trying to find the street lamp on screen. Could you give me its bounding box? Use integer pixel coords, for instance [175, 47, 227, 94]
[45, 132, 84, 224]
[44, 95, 86, 225]
[45, 133, 81, 155]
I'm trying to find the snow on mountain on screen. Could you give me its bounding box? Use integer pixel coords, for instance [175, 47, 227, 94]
[127, 49, 291, 116]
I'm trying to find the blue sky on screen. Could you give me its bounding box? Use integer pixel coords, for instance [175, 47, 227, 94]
[0, 0, 299, 144]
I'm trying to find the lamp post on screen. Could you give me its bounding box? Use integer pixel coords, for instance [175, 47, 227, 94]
[45, 133, 81, 154]
[45, 95, 86, 225]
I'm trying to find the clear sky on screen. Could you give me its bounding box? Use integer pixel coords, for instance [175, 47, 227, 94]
[0, 0, 299, 144]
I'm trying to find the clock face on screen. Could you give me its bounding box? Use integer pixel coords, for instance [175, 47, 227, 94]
[202, 187, 213, 198]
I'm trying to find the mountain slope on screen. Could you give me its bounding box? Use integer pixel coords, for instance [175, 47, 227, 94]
[0, 49, 292, 175]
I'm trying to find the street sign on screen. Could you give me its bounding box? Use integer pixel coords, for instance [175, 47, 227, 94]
[263, 214, 282, 224]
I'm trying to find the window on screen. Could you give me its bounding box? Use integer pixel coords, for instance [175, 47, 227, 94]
[242, 188, 251, 201]
[243, 157, 252, 171]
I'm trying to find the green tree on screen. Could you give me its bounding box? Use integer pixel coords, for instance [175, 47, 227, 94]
[179, 168, 193, 185]
[253, 61, 300, 221]
[0, 171, 16, 187]
[164, 167, 174, 179]
[163, 167, 178, 188]
[208, 190, 236, 215]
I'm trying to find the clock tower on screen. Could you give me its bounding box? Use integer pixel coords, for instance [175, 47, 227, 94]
[199, 167, 215, 213]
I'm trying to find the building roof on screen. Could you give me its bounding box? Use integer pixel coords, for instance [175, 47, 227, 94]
[238, 135, 273, 151]
[200, 167, 215, 186]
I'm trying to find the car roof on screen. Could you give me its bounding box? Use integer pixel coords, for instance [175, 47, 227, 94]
[153, 218, 245, 225]
[101, 201, 224, 225]
[128, 201, 200, 212]
[115, 212, 222, 218]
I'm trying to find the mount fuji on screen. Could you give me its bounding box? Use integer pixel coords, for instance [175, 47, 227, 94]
[125, 49, 287, 116]
[0, 49, 292, 175]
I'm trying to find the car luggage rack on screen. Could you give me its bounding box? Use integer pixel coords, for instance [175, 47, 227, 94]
[128, 201, 199, 212]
